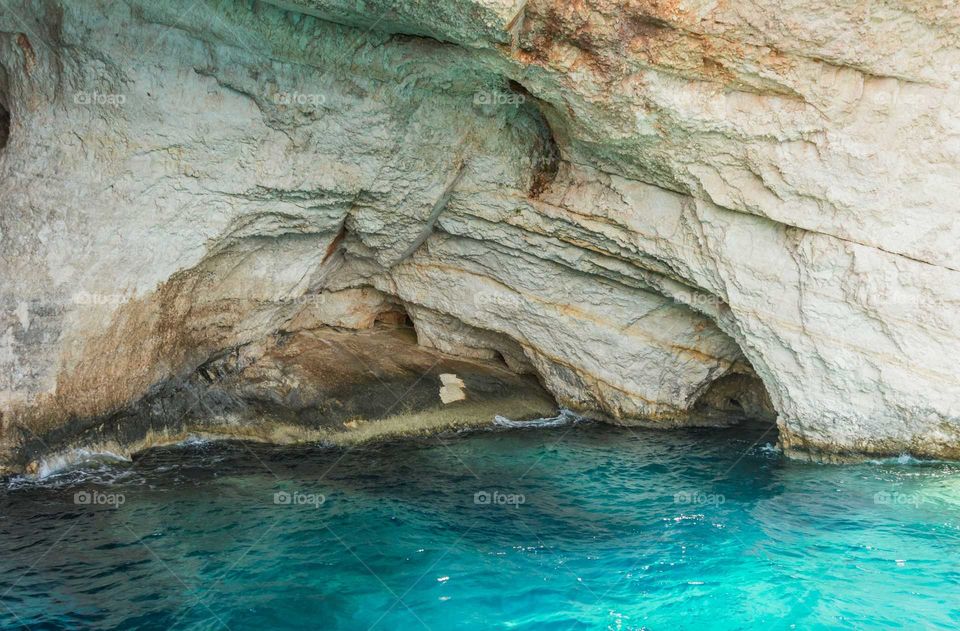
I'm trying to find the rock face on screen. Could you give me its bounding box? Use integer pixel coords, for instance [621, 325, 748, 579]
[1, 0, 959, 471]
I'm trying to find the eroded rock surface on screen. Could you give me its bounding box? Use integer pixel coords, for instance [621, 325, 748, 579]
[13, 317, 558, 474]
[1, 0, 959, 471]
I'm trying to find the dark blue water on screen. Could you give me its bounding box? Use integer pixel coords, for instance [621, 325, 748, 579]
[1, 420, 959, 630]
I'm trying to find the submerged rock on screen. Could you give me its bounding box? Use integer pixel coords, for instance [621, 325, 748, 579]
[1, 0, 958, 470]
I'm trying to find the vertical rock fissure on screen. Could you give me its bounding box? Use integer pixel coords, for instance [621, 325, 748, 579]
[0, 102, 9, 150]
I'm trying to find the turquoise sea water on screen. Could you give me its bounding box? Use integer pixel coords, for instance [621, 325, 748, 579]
[1, 420, 959, 630]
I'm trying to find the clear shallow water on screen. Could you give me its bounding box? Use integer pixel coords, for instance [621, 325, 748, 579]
[1, 421, 959, 630]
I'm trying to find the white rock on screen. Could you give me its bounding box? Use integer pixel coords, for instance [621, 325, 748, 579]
[1, 0, 958, 467]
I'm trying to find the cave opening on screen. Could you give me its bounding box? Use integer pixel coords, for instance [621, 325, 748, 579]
[692, 371, 778, 432]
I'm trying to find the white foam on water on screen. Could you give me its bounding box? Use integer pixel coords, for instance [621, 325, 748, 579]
[34, 448, 131, 479]
[4, 448, 133, 490]
[756, 442, 782, 455]
[177, 435, 212, 447]
[493, 408, 584, 428]
[867, 453, 943, 466]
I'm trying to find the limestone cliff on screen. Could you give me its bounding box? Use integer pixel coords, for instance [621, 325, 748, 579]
[1, 0, 959, 472]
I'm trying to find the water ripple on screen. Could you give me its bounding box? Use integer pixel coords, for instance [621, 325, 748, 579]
[1, 422, 959, 629]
